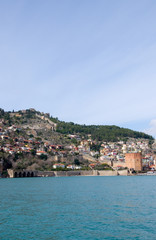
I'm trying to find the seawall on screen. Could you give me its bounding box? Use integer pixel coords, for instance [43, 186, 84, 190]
[7, 169, 128, 178]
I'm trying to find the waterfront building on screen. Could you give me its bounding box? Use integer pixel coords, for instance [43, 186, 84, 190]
[125, 152, 142, 171]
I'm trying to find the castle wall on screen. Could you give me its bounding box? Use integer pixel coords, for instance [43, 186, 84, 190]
[98, 170, 118, 176]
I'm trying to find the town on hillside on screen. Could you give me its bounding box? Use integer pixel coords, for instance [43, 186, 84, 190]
[0, 108, 156, 177]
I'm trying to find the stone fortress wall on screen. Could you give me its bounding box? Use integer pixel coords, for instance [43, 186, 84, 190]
[7, 169, 128, 178]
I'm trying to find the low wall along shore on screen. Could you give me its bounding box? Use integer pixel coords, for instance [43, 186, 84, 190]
[7, 169, 128, 178]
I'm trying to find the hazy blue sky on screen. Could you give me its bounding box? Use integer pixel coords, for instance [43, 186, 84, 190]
[0, 0, 156, 136]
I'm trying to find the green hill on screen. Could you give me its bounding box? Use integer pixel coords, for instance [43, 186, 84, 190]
[56, 121, 153, 142]
[0, 108, 154, 142]
[0, 108, 154, 175]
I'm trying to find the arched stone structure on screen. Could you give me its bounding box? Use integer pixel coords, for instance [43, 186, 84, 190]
[9, 170, 36, 178]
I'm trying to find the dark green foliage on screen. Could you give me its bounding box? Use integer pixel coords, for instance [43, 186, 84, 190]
[13, 153, 19, 161]
[74, 158, 80, 165]
[44, 147, 48, 152]
[56, 122, 153, 142]
[0, 108, 11, 123]
[13, 152, 24, 162]
[3, 158, 12, 169]
[29, 134, 34, 138]
[16, 162, 26, 170]
[0, 108, 5, 117]
[39, 154, 48, 160]
[148, 139, 154, 148]
[50, 116, 59, 123]
[71, 138, 78, 145]
[25, 109, 36, 119]
[31, 149, 36, 156]
[90, 143, 101, 152]
[36, 137, 42, 141]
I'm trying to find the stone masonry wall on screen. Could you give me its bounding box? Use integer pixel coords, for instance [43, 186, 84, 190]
[125, 152, 142, 171]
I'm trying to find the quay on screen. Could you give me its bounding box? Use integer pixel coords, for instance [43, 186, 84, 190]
[7, 169, 128, 178]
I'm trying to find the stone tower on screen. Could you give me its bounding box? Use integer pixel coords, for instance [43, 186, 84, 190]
[125, 152, 142, 171]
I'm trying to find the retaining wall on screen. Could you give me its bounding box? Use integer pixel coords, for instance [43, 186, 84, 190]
[98, 170, 118, 176]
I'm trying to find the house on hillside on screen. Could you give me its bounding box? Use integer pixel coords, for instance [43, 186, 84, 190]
[67, 165, 82, 170]
[53, 164, 65, 169]
[36, 151, 47, 156]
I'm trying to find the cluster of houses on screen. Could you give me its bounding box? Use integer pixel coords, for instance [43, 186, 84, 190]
[0, 122, 156, 172]
[53, 163, 82, 170]
[0, 123, 60, 155]
[67, 135, 155, 171]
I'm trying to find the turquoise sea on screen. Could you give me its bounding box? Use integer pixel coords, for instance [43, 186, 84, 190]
[0, 176, 156, 240]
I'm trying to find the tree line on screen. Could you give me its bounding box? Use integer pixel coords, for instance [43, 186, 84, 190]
[56, 121, 154, 142]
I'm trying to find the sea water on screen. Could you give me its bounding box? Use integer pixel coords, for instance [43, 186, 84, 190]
[0, 176, 156, 240]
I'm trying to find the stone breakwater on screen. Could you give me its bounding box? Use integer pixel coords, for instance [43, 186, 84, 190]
[7, 169, 128, 178]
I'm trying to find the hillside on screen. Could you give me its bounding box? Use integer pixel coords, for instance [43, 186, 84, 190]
[0, 108, 154, 176]
[0, 107, 153, 141]
[56, 121, 153, 142]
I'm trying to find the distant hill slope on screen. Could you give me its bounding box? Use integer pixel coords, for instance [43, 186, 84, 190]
[0, 108, 154, 142]
[0, 108, 70, 145]
[56, 121, 153, 142]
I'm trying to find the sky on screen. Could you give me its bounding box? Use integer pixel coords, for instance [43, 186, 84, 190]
[0, 0, 156, 137]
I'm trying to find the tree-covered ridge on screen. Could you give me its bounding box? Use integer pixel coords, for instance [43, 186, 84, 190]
[0, 108, 154, 142]
[0, 108, 11, 120]
[56, 122, 153, 142]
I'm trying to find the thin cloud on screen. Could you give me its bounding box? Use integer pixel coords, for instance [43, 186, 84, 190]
[144, 119, 156, 138]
